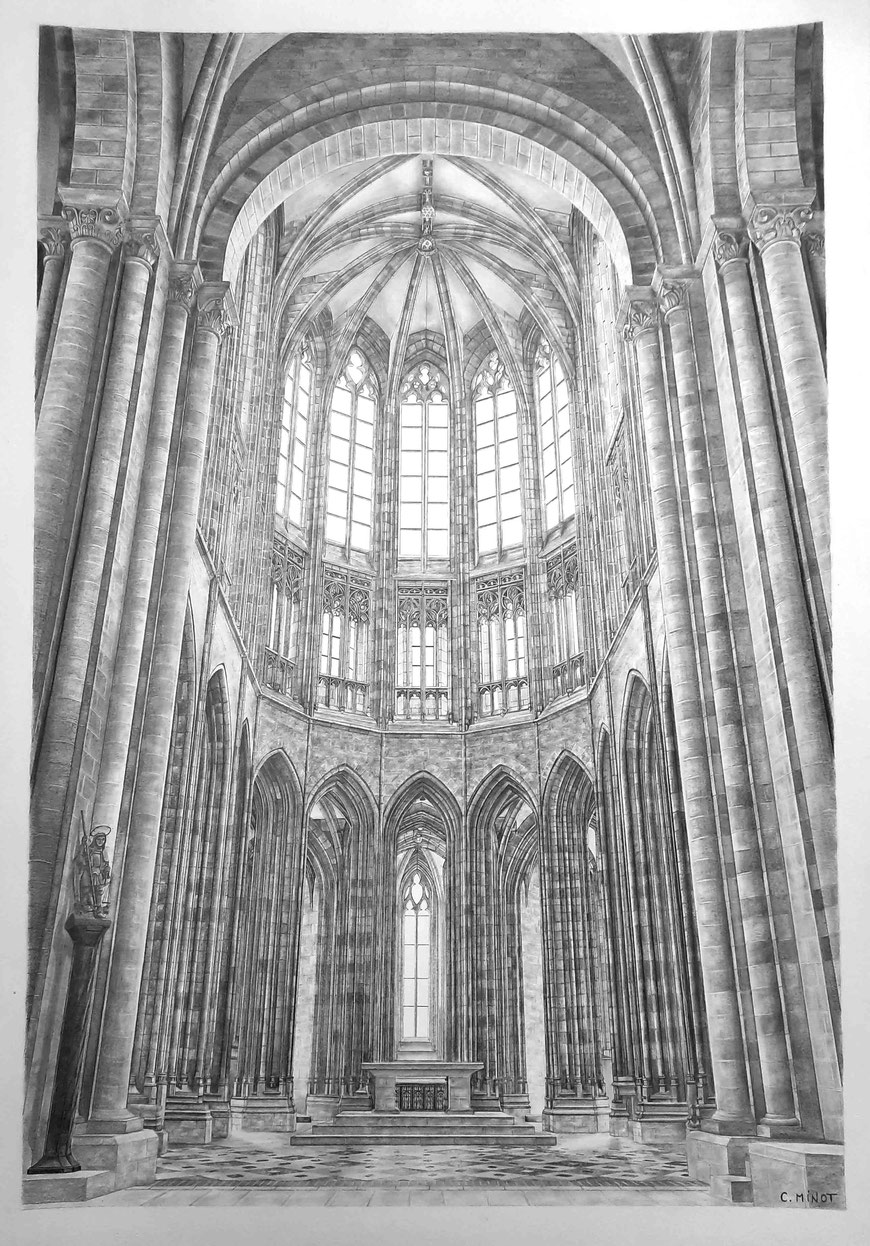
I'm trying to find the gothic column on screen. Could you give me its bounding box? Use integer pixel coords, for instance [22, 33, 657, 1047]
[711, 228, 836, 940]
[804, 219, 825, 329]
[35, 223, 69, 386]
[30, 225, 159, 1006]
[658, 275, 798, 1128]
[76, 284, 236, 1179]
[747, 204, 829, 606]
[90, 266, 198, 840]
[622, 289, 754, 1131]
[34, 202, 123, 676]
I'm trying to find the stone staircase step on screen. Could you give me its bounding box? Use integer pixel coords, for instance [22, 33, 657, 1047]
[321, 1111, 522, 1129]
[296, 1129, 557, 1147]
[23, 1169, 115, 1205]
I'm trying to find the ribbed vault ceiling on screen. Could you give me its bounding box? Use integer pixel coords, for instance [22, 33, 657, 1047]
[278, 153, 576, 357]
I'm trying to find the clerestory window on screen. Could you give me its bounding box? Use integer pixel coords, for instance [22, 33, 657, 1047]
[325, 348, 376, 554]
[473, 351, 523, 557]
[399, 363, 450, 563]
[276, 343, 313, 528]
[534, 338, 575, 532]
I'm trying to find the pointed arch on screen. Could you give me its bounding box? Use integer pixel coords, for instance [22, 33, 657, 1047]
[383, 771, 462, 850]
[252, 746, 303, 814]
[467, 764, 538, 832]
[542, 748, 596, 825]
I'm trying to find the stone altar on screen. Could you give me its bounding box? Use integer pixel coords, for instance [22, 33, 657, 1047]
[361, 1061, 483, 1114]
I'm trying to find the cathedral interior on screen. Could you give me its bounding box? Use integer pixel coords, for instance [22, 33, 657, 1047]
[25, 24, 840, 1211]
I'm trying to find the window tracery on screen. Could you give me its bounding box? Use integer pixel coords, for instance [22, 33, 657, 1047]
[476, 568, 529, 717]
[395, 584, 450, 721]
[546, 542, 585, 698]
[318, 567, 371, 713]
[264, 538, 305, 697]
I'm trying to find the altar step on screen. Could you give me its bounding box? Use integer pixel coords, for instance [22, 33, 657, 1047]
[299, 1111, 556, 1147]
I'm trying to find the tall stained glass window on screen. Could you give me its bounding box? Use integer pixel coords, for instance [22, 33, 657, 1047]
[402, 870, 431, 1040]
[325, 348, 376, 552]
[276, 343, 312, 528]
[473, 351, 523, 556]
[534, 338, 575, 531]
[399, 363, 450, 562]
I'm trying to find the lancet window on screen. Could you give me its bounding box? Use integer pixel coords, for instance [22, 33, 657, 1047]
[534, 338, 575, 532]
[325, 348, 377, 553]
[264, 538, 305, 697]
[318, 568, 371, 714]
[395, 584, 450, 721]
[399, 363, 450, 563]
[402, 869, 432, 1041]
[275, 342, 313, 528]
[476, 568, 529, 717]
[546, 543, 585, 698]
[473, 351, 523, 556]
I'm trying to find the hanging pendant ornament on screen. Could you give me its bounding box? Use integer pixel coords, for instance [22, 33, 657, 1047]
[418, 159, 436, 254]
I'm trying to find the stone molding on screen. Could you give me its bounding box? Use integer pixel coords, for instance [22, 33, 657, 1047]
[804, 230, 825, 258]
[747, 204, 813, 254]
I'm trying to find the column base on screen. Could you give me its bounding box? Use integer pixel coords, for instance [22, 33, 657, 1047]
[687, 1128, 751, 1185]
[625, 1101, 690, 1144]
[130, 1103, 169, 1154]
[230, 1097, 296, 1132]
[306, 1095, 340, 1124]
[162, 1094, 213, 1145]
[543, 1096, 611, 1134]
[748, 1140, 845, 1209]
[23, 1169, 115, 1205]
[68, 1124, 159, 1191]
[501, 1093, 531, 1125]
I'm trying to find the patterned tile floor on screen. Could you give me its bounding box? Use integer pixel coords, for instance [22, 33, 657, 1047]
[40, 1132, 712, 1207]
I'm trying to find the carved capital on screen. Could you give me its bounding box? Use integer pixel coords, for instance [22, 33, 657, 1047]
[658, 280, 688, 320]
[39, 225, 69, 260]
[195, 283, 235, 341]
[123, 227, 160, 270]
[168, 269, 198, 311]
[748, 204, 813, 253]
[622, 299, 659, 343]
[804, 230, 825, 258]
[62, 204, 125, 252]
[712, 227, 750, 270]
